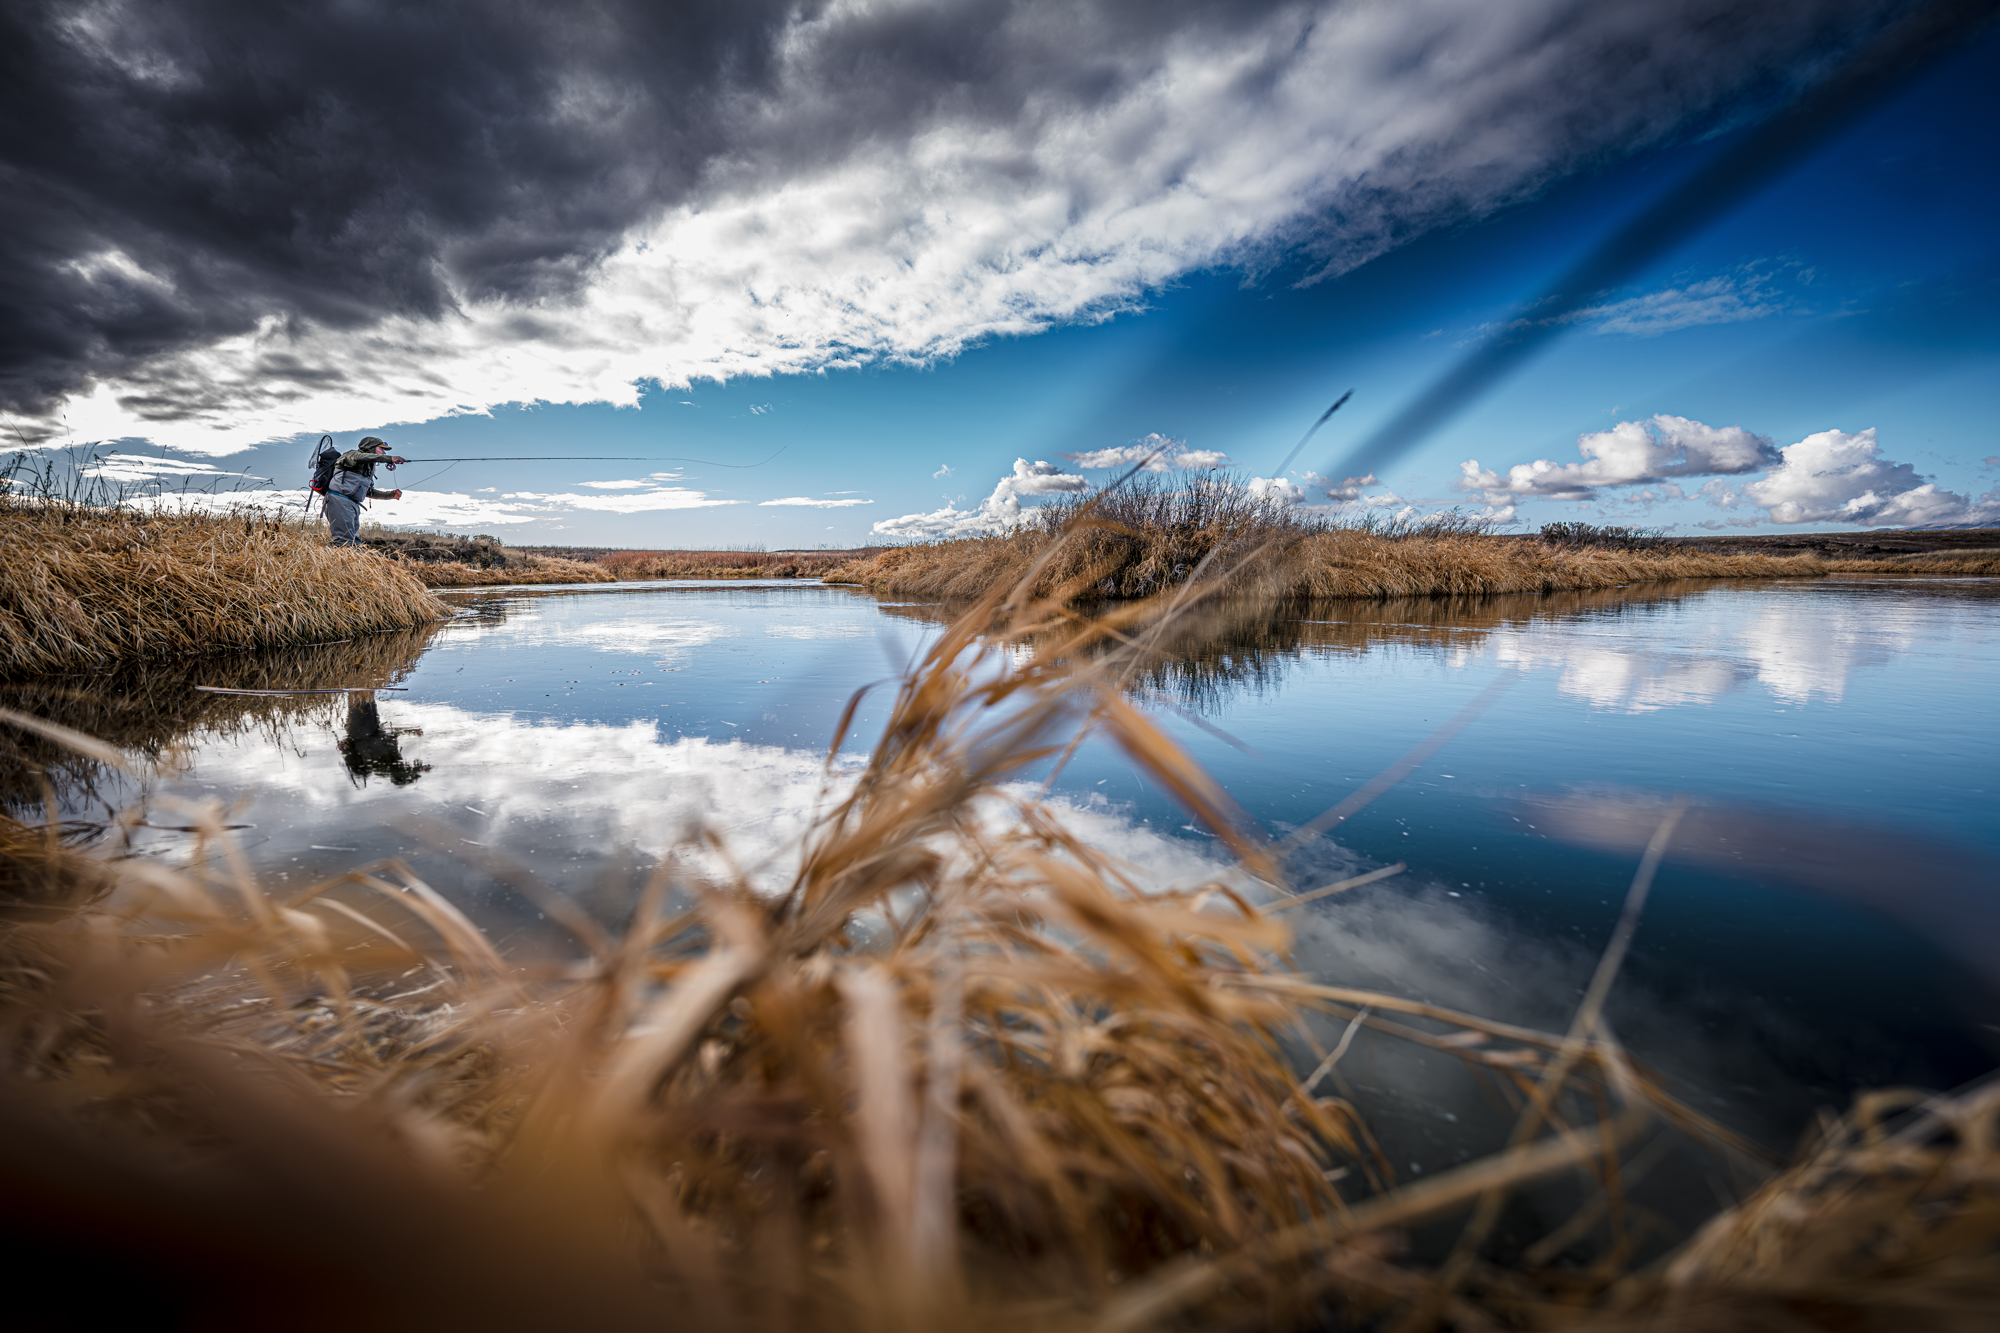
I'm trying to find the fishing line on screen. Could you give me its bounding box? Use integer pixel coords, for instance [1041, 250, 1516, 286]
[402, 461, 459, 489]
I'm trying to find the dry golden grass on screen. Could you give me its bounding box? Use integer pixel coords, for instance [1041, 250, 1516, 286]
[601, 548, 880, 580]
[1, 500, 448, 676]
[823, 483, 2000, 600]
[1, 535, 1994, 1330]
[415, 555, 616, 586]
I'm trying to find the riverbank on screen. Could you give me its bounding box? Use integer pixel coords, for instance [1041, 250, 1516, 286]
[2, 503, 448, 676]
[595, 547, 887, 580]
[825, 517, 2000, 601]
[1, 582, 1993, 1330]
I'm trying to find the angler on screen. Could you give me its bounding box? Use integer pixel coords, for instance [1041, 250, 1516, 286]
[311, 436, 406, 547]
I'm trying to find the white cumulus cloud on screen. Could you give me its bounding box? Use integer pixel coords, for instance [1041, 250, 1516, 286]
[1310, 471, 1405, 507]
[1244, 476, 1305, 505]
[875, 457, 1086, 539]
[1457, 414, 1776, 503]
[1736, 428, 2000, 527]
[1064, 434, 1233, 472]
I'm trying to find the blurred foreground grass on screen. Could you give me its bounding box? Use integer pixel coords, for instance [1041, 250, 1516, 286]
[1, 519, 1996, 1332]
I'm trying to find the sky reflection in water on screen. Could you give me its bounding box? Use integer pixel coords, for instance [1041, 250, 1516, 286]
[13, 575, 1997, 1163]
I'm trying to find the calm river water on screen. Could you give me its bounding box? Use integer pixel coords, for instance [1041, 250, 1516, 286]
[10, 575, 1997, 1172]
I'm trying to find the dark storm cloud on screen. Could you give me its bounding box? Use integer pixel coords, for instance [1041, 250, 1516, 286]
[0, 0, 789, 414]
[0, 0, 1921, 428]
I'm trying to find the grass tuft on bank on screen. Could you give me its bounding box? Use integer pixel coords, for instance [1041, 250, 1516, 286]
[823, 479, 2000, 599]
[1, 498, 449, 676]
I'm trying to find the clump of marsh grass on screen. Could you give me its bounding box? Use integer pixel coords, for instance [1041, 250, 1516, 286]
[0, 469, 447, 675]
[826, 477, 1999, 602]
[1, 541, 1996, 1330]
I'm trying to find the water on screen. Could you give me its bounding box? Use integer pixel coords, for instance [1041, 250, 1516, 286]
[9, 574, 1997, 1164]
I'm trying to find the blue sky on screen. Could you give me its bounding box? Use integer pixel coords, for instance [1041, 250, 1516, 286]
[19, 4, 1998, 545]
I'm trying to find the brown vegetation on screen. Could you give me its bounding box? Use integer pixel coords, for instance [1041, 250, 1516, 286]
[1, 500, 448, 677]
[358, 530, 617, 585]
[601, 547, 886, 580]
[2, 551, 1995, 1329]
[412, 554, 615, 586]
[823, 483, 2000, 600]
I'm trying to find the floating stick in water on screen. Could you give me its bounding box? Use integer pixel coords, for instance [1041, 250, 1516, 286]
[193, 686, 409, 696]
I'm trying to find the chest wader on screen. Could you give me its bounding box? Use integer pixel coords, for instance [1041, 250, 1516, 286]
[323, 467, 371, 547]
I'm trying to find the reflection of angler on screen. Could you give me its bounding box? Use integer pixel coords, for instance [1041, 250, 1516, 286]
[339, 694, 429, 787]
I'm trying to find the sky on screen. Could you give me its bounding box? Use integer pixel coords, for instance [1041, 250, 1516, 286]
[3, 0, 1996, 545]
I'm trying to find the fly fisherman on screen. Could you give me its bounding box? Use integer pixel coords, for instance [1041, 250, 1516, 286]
[322, 437, 407, 547]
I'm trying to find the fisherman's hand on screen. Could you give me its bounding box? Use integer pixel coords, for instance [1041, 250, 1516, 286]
[389, 489, 403, 500]
[388, 456, 407, 467]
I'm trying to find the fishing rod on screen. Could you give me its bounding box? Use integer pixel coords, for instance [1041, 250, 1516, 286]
[385, 447, 787, 467]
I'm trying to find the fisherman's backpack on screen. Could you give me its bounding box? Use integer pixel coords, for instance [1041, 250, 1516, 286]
[309, 437, 341, 494]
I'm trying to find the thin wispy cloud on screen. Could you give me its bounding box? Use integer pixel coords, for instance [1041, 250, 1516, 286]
[758, 496, 874, 508]
[503, 488, 741, 514]
[1573, 267, 1792, 337]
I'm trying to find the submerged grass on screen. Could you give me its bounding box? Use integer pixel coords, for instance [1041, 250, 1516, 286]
[2, 530, 1995, 1330]
[824, 478, 2000, 601]
[1, 498, 448, 676]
